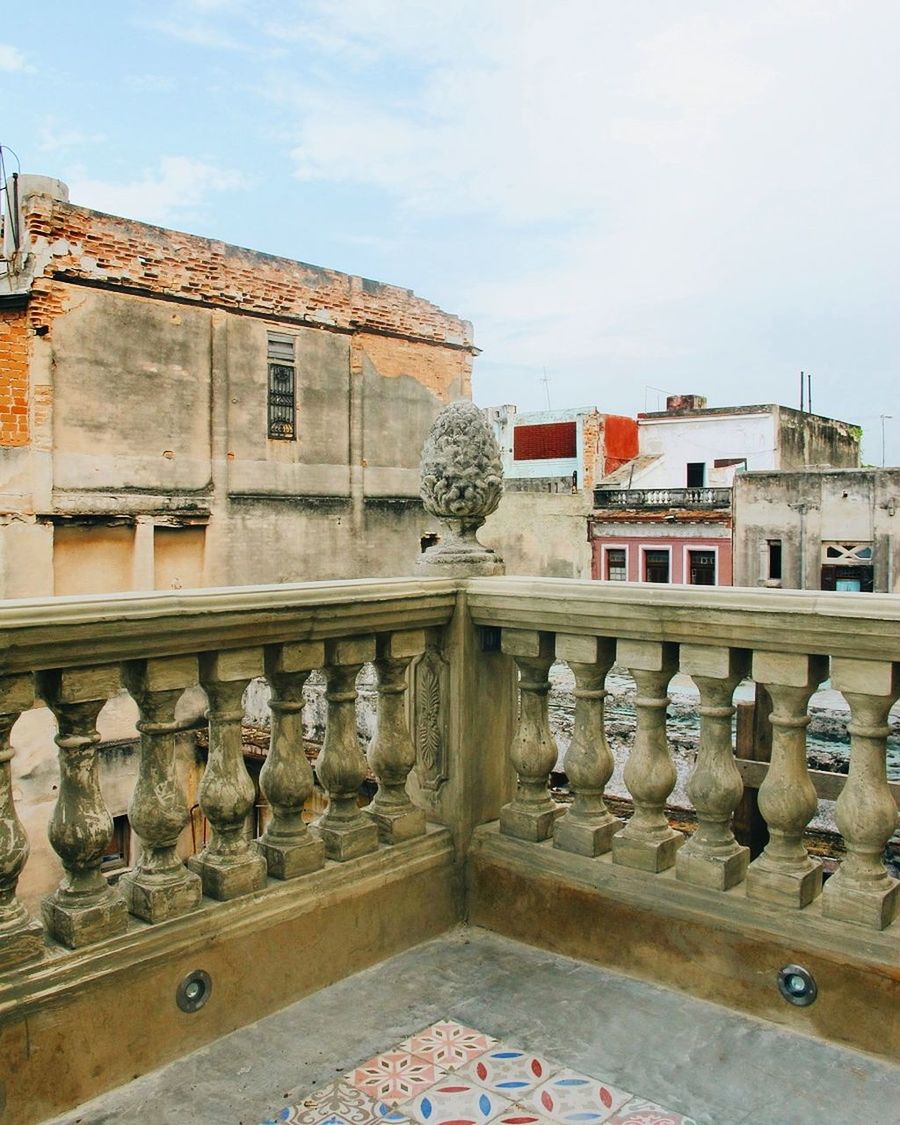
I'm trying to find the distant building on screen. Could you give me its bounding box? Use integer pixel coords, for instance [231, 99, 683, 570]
[480, 405, 637, 580]
[733, 467, 900, 592]
[485, 405, 637, 494]
[591, 395, 861, 586]
[0, 174, 475, 597]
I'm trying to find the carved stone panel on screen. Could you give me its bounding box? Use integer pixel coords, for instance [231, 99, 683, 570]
[413, 640, 449, 791]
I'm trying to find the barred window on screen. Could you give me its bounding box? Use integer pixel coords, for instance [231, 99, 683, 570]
[267, 332, 296, 439]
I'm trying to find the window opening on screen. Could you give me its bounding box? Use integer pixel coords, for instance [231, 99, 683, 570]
[644, 549, 670, 583]
[688, 550, 716, 585]
[686, 462, 705, 487]
[267, 332, 296, 440]
[605, 548, 626, 581]
[768, 540, 782, 580]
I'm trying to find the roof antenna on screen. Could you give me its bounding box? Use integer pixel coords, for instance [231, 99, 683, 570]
[541, 367, 552, 410]
[800, 370, 805, 412]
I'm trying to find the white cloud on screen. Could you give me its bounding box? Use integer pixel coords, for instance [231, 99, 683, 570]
[68, 156, 245, 227]
[38, 120, 106, 155]
[0, 44, 32, 73]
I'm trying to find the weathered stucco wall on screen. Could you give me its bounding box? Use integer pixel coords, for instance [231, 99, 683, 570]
[775, 407, 861, 470]
[732, 468, 900, 591]
[481, 491, 592, 579]
[0, 186, 474, 595]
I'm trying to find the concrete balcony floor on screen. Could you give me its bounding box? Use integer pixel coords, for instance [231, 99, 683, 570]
[47, 927, 899, 1125]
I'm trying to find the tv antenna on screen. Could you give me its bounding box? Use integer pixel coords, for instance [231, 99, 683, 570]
[541, 367, 552, 410]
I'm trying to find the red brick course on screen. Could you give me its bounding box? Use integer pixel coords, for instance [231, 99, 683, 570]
[23, 197, 474, 351]
[0, 309, 29, 446]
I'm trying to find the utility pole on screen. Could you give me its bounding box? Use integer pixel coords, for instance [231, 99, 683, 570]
[881, 414, 892, 467]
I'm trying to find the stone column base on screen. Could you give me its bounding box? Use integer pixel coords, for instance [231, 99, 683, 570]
[0, 914, 44, 969]
[745, 856, 822, 909]
[366, 804, 427, 844]
[42, 887, 128, 949]
[500, 800, 562, 843]
[315, 816, 379, 861]
[188, 848, 267, 900]
[553, 815, 619, 858]
[675, 843, 750, 891]
[822, 876, 898, 930]
[258, 832, 326, 879]
[612, 827, 683, 873]
[120, 868, 202, 923]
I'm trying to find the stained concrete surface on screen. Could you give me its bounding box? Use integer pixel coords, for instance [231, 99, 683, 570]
[46, 927, 899, 1125]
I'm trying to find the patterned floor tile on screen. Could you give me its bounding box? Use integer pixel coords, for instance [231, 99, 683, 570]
[489, 1109, 555, 1125]
[458, 1046, 558, 1098]
[525, 1069, 632, 1123]
[405, 1078, 514, 1124]
[347, 1050, 446, 1103]
[262, 1079, 409, 1125]
[401, 1020, 497, 1070]
[602, 1098, 697, 1125]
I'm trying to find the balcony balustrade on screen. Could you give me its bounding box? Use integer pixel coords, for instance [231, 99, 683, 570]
[593, 485, 732, 508]
[0, 576, 898, 1122]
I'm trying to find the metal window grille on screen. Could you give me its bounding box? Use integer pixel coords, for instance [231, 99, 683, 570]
[267, 332, 296, 439]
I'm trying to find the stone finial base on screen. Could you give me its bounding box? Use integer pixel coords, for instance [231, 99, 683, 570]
[612, 827, 684, 873]
[366, 804, 427, 844]
[822, 877, 899, 930]
[415, 545, 504, 578]
[0, 914, 44, 969]
[675, 843, 750, 891]
[315, 816, 379, 861]
[746, 856, 822, 909]
[554, 814, 619, 858]
[120, 868, 202, 923]
[188, 849, 267, 900]
[42, 888, 128, 949]
[500, 800, 562, 842]
[258, 832, 326, 879]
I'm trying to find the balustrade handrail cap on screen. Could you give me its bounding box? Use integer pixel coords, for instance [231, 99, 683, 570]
[0, 575, 461, 627]
[463, 575, 900, 621]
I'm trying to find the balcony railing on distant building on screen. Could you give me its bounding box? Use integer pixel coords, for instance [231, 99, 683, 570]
[593, 485, 732, 509]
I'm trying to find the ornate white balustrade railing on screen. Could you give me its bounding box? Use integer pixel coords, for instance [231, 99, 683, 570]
[466, 577, 900, 934]
[0, 578, 458, 969]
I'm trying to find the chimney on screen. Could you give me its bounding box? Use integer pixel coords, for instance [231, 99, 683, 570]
[666, 394, 707, 413]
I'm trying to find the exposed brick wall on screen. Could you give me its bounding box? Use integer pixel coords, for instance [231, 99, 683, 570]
[0, 309, 29, 446]
[23, 196, 474, 351]
[357, 332, 470, 402]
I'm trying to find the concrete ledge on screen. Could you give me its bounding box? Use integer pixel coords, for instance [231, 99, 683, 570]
[0, 827, 458, 1124]
[467, 824, 899, 1061]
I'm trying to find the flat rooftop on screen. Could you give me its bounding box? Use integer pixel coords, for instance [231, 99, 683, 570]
[45, 927, 900, 1125]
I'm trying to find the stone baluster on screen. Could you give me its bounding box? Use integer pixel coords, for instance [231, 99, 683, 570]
[0, 674, 43, 969]
[315, 637, 379, 860]
[553, 634, 620, 856]
[38, 666, 128, 948]
[189, 649, 267, 899]
[367, 631, 427, 843]
[119, 658, 202, 922]
[612, 641, 682, 872]
[499, 630, 561, 841]
[746, 652, 828, 908]
[822, 658, 900, 929]
[258, 642, 326, 878]
[676, 646, 750, 890]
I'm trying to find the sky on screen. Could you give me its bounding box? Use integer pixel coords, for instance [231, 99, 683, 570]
[3, 1, 899, 463]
